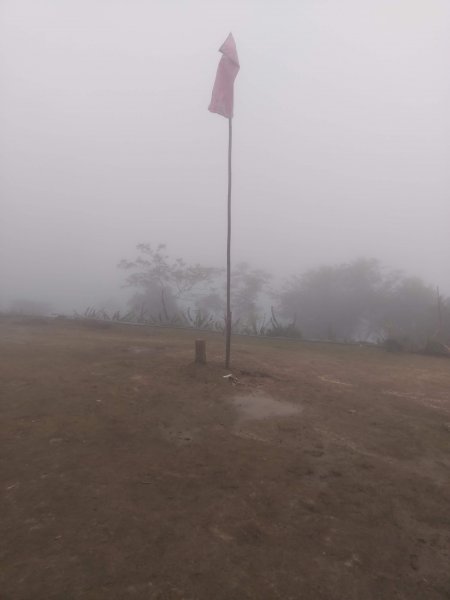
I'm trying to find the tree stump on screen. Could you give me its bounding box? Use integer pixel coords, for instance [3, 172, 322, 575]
[195, 339, 206, 364]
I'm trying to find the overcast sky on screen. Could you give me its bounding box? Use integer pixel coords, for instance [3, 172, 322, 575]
[1, 0, 449, 312]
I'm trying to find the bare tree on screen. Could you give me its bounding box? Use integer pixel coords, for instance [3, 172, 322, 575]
[119, 243, 221, 321]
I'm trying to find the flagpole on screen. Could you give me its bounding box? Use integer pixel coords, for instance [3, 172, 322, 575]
[225, 117, 232, 369]
[207, 32, 239, 368]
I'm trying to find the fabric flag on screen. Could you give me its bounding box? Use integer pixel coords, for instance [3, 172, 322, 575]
[208, 33, 240, 119]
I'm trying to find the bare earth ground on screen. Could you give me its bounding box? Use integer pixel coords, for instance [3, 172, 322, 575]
[1, 317, 450, 600]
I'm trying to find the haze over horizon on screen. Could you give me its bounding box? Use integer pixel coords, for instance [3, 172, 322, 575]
[1, 0, 449, 313]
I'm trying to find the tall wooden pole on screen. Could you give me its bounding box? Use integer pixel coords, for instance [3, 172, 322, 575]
[437, 286, 443, 339]
[225, 117, 232, 368]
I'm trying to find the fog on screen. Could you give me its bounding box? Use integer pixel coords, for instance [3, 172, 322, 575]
[1, 0, 449, 314]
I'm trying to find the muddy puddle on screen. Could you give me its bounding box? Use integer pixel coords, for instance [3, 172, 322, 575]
[232, 391, 301, 421]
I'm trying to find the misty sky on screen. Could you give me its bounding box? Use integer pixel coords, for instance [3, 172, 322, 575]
[1, 0, 449, 312]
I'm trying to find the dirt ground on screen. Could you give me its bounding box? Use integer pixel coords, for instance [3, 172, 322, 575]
[1, 316, 450, 600]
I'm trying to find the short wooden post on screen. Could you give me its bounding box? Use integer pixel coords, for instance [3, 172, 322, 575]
[195, 339, 206, 364]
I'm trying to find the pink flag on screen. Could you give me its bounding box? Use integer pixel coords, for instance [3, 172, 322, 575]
[208, 33, 240, 119]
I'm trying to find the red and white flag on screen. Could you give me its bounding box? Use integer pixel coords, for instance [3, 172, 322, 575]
[208, 33, 240, 119]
